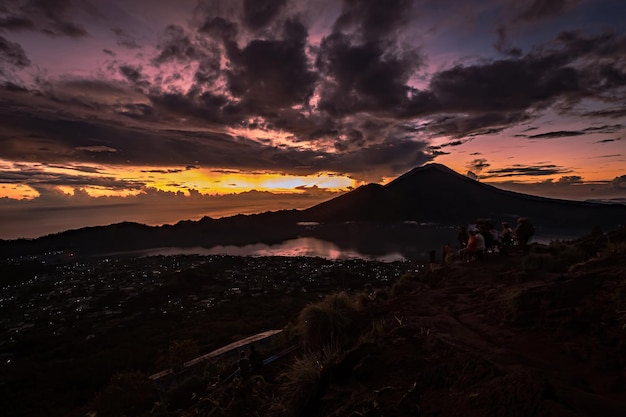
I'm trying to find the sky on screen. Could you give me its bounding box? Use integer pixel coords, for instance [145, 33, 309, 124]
[1, 0, 625, 239]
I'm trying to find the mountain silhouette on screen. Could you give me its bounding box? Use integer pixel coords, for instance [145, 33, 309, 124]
[303, 163, 626, 226]
[2, 164, 624, 257]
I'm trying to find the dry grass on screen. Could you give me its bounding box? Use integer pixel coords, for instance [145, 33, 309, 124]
[297, 292, 363, 350]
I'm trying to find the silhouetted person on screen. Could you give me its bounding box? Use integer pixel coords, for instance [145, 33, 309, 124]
[238, 351, 251, 380]
[499, 222, 514, 255]
[442, 244, 451, 264]
[515, 217, 534, 254]
[478, 223, 492, 252]
[249, 345, 263, 374]
[457, 226, 469, 249]
[475, 230, 485, 260]
[429, 249, 436, 263]
[460, 230, 482, 261]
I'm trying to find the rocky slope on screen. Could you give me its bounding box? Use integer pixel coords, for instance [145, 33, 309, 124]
[297, 238, 626, 416]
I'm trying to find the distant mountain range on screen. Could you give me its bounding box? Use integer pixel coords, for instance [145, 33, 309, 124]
[2, 164, 624, 258]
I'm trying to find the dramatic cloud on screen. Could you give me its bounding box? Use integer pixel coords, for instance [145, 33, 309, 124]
[527, 131, 585, 139]
[225, 19, 317, 114]
[0, 165, 144, 191]
[523, 124, 623, 139]
[0, 0, 88, 38]
[1, 0, 625, 237]
[0, 34, 30, 68]
[482, 164, 573, 178]
[466, 158, 491, 173]
[512, 0, 581, 23]
[242, 0, 287, 30]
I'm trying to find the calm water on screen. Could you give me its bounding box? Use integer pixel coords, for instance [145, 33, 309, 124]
[108, 237, 407, 262]
[100, 225, 585, 262]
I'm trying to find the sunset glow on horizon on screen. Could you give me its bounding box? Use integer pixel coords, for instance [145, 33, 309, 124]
[1, 0, 625, 238]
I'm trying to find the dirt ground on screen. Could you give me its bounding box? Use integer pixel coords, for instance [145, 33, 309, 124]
[304, 250, 626, 417]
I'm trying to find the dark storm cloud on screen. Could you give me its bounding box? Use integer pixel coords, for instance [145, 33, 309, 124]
[3, 1, 624, 186]
[0, 15, 34, 31]
[0, 0, 88, 38]
[429, 57, 577, 113]
[333, 0, 413, 43]
[119, 64, 150, 90]
[0, 35, 30, 67]
[311, 0, 427, 121]
[423, 31, 626, 137]
[427, 113, 529, 138]
[146, 90, 230, 124]
[243, 0, 287, 30]
[154, 25, 203, 64]
[494, 25, 522, 57]
[152, 23, 223, 91]
[0, 85, 430, 181]
[316, 32, 424, 116]
[223, 19, 316, 114]
[482, 164, 572, 178]
[512, 0, 580, 23]
[444, 32, 625, 110]
[134, 2, 626, 156]
[582, 108, 626, 119]
[0, 166, 144, 190]
[524, 124, 622, 139]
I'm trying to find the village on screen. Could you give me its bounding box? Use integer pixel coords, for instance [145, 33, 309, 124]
[0, 252, 421, 362]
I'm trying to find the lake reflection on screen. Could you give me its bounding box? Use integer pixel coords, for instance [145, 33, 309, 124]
[124, 237, 406, 262]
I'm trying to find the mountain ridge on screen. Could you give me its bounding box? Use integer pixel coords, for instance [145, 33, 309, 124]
[1, 164, 624, 257]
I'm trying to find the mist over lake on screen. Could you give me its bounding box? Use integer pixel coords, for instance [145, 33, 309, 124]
[100, 223, 589, 262]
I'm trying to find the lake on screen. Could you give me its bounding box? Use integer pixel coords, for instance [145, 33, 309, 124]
[106, 237, 407, 262]
[100, 222, 586, 262]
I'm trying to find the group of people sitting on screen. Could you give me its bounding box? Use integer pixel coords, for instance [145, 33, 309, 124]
[450, 217, 534, 262]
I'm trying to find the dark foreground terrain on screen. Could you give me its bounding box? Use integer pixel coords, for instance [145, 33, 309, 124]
[150, 228, 625, 417]
[2, 227, 626, 416]
[305, 244, 626, 417]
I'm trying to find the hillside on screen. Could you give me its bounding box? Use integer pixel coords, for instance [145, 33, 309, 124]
[94, 226, 626, 417]
[294, 237, 626, 416]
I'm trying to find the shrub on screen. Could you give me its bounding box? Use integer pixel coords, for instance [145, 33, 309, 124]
[359, 318, 394, 345]
[524, 243, 587, 273]
[92, 370, 156, 417]
[275, 344, 342, 415]
[296, 293, 363, 350]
